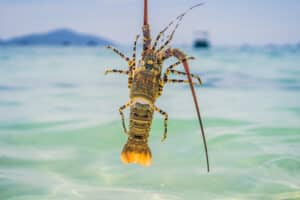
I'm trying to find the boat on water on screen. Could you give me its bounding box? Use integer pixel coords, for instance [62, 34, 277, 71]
[193, 31, 210, 49]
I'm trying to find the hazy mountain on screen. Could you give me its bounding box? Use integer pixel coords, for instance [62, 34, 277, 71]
[0, 29, 113, 46]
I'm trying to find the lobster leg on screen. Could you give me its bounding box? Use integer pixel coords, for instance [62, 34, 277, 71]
[131, 35, 140, 71]
[119, 100, 134, 135]
[167, 70, 202, 85]
[166, 79, 200, 85]
[157, 58, 200, 96]
[162, 56, 200, 84]
[105, 69, 129, 75]
[154, 105, 168, 142]
[165, 57, 195, 70]
[128, 35, 140, 89]
[106, 34, 139, 88]
[107, 46, 130, 62]
[161, 48, 210, 172]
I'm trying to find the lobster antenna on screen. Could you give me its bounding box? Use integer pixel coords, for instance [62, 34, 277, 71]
[143, 0, 151, 56]
[144, 0, 148, 26]
[182, 61, 210, 172]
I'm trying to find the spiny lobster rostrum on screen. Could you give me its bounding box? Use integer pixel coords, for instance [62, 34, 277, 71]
[105, 0, 210, 172]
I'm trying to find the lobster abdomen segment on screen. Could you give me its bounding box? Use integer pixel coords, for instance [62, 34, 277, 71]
[121, 102, 154, 166]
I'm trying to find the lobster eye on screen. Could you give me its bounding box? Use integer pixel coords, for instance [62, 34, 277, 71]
[146, 64, 152, 70]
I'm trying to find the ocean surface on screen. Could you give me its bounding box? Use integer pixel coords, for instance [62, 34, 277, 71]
[0, 45, 300, 200]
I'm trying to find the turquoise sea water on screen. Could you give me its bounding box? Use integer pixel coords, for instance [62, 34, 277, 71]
[0, 46, 300, 199]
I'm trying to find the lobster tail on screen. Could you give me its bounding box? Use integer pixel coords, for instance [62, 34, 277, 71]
[121, 138, 152, 167]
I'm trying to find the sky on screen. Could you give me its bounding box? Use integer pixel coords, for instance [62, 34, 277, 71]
[0, 0, 300, 45]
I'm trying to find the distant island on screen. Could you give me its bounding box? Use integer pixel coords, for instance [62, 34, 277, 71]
[0, 29, 114, 46]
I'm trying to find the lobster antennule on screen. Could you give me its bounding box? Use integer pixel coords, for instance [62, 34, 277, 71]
[156, 3, 205, 52]
[182, 61, 210, 173]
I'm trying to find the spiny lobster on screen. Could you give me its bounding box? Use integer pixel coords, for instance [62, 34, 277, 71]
[105, 0, 210, 172]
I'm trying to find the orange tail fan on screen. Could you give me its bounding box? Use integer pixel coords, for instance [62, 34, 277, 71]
[121, 139, 152, 167]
